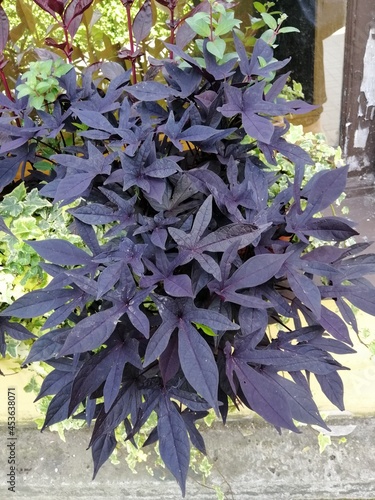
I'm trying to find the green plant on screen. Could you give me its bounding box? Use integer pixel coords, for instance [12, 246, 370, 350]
[16, 58, 72, 109]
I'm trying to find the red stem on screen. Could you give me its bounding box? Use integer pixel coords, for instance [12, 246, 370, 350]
[169, 6, 175, 59]
[63, 26, 73, 64]
[0, 68, 14, 102]
[0, 68, 22, 127]
[126, 4, 137, 84]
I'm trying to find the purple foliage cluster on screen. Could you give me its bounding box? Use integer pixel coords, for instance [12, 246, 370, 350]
[1, 31, 375, 495]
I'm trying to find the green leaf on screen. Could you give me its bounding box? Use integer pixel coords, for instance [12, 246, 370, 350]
[214, 13, 241, 36]
[260, 28, 276, 45]
[36, 81, 53, 93]
[33, 160, 55, 172]
[253, 2, 266, 13]
[0, 197, 23, 217]
[11, 216, 44, 239]
[24, 189, 51, 215]
[257, 56, 268, 68]
[6, 182, 26, 202]
[16, 83, 32, 99]
[192, 322, 217, 337]
[24, 375, 40, 393]
[185, 13, 211, 38]
[54, 62, 73, 77]
[72, 122, 89, 131]
[278, 26, 300, 34]
[318, 433, 331, 453]
[251, 19, 266, 31]
[29, 95, 45, 109]
[206, 37, 226, 59]
[261, 12, 277, 31]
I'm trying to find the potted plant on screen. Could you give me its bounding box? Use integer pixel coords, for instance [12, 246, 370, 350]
[1, 0, 375, 496]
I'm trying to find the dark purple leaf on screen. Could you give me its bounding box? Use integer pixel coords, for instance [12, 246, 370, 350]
[202, 40, 237, 80]
[164, 63, 201, 97]
[263, 371, 329, 429]
[0, 145, 32, 192]
[26, 239, 92, 266]
[126, 82, 179, 101]
[181, 409, 208, 455]
[0, 6, 9, 54]
[133, 0, 152, 44]
[309, 336, 355, 355]
[226, 253, 288, 290]
[64, 0, 94, 38]
[302, 166, 349, 213]
[69, 347, 120, 414]
[0, 319, 36, 340]
[23, 328, 70, 364]
[95, 262, 121, 299]
[59, 306, 125, 355]
[320, 305, 352, 345]
[69, 204, 117, 225]
[36, 369, 73, 401]
[302, 217, 358, 242]
[91, 431, 117, 479]
[227, 354, 298, 431]
[0, 289, 73, 318]
[315, 372, 344, 411]
[90, 381, 139, 444]
[178, 322, 219, 413]
[321, 284, 375, 316]
[336, 296, 358, 334]
[158, 395, 190, 496]
[287, 268, 321, 318]
[169, 389, 210, 412]
[33, 0, 62, 18]
[143, 318, 177, 366]
[159, 333, 180, 384]
[41, 381, 74, 430]
[103, 347, 129, 412]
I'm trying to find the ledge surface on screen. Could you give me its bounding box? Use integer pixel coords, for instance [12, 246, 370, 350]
[1, 414, 375, 499]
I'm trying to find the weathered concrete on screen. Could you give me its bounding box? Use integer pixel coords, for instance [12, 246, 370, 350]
[1, 414, 375, 499]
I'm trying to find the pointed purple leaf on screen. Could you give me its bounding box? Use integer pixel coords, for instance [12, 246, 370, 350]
[315, 372, 344, 411]
[0, 289, 72, 318]
[158, 395, 190, 496]
[264, 371, 329, 429]
[159, 334, 180, 384]
[126, 82, 179, 101]
[91, 432, 117, 479]
[164, 274, 194, 298]
[320, 305, 352, 345]
[227, 252, 288, 290]
[178, 322, 219, 414]
[24, 328, 70, 364]
[26, 239, 92, 266]
[59, 307, 125, 355]
[143, 318, 177, 366]
[42, 381, 73, 430]
[0, 319, 36, 340]
[133, 0, 152, 44]
[231, 358, 298, 431]
[287, 269, 321, 318]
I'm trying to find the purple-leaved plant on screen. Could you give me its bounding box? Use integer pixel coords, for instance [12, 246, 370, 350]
[1, 1, 375, 496]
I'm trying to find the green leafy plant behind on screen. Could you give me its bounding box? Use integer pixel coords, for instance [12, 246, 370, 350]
[16, 58, 72, 109]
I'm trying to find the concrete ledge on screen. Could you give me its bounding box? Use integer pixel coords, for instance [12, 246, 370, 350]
[1, 414, 375, 499]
